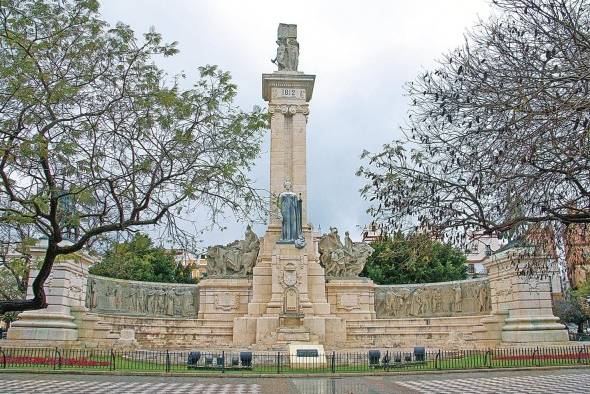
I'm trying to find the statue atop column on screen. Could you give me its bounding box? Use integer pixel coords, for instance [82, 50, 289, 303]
[272, 23, 299, 72]
[277, 179, 304, 247]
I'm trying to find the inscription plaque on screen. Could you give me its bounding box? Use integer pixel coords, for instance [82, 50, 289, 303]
[296, 349, 319, 357]
[272, 87, 306, 100]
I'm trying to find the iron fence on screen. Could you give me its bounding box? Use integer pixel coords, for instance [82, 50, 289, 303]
[0, 346, 588, 375]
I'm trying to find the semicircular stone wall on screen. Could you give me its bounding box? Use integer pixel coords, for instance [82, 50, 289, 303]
[375, 277, 491, 319]
[86, 274, 199, 318]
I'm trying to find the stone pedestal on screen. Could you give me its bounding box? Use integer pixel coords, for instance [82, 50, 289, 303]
[485, 247, 568, 344]
[8, 241, 97, 342]
[326, 278, 376, 320]
[197, 278, 251, 321]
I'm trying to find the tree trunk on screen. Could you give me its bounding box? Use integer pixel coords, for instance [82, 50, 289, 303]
[578, 322, 584, 334]
[0, 241, 57, 314]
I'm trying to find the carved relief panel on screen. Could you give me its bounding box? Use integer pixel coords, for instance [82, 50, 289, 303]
[375, 278, 492, 319]
[86, 275, 199, 318]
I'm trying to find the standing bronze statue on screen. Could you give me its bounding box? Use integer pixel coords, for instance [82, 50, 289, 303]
[277, 179, 303, 246]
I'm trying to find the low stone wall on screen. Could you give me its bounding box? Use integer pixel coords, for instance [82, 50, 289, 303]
[86, 275, 199, 318]
[375, 278, 491, 319]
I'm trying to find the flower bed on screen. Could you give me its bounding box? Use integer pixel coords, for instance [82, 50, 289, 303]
[5, 356, 110, 367]
[494, 353, 590, 361]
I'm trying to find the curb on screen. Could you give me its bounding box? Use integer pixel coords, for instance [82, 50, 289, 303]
[1, 364, 589, 379]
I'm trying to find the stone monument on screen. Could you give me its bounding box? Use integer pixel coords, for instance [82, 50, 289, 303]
[6, 24, 568, 352]
[234, 23, 346, 348]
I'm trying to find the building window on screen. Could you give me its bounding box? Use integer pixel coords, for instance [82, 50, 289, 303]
[468, 264, 475, 274]
[485, 244, 492, 256]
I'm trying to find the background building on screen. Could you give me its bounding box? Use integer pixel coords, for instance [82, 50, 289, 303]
[465, 232, 506, 277]
[361, 222, 386, 243]
[171, 249, 208, 280]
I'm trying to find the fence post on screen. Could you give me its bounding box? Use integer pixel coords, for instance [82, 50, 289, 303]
[434, 349, 441, 369]
[166, 350, 171, 373]
[110, 349, 116, 371]
[221, 351, 225, 374]
[331, 351, 336, 373]
[54, 348, 61, 370]
[0, 348, 5, 369]
[276, 351, 281, 374]
[578, 346, 586, 364]
[485, 349, 492, 368]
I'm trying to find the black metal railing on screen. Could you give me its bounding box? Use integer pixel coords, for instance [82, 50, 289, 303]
[0, 346, 588, 374]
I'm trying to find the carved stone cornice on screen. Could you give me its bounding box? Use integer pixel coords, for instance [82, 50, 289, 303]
[262, 72, 315, 102]
[268, 104, 309, 115]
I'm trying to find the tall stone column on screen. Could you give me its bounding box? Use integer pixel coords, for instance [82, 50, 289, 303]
[265, 74, 313, 228]
[235, 25, 334, 347]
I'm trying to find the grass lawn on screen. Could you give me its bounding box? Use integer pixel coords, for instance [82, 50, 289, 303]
[1, 348, 589, 375]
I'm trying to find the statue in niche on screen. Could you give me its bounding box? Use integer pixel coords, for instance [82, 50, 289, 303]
[207, 225, 260, 277]
[453, 285, 463, 312]
[318, 227, 373, 277]
[478, 283, 491, 312]
[411, 288, 427, 316]
[164, 288, 175, 316]
[271, 23, 299, 71]
[277, 179, 304, 246]
[87, 278, 97, 309]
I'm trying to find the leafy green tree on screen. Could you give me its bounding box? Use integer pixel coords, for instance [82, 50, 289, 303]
[89, 234, 195, 284]
[0, 0, 266, 314]
[361, 232, 468, 285]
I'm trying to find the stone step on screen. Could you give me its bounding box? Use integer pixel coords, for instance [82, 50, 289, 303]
[347, 332, 476, 345]
[347, 325, 481, 335]
[124, 327, 234, 336]
[346, 316, 483, 327]
[134, 334, 233, 348]
[348, 330, 475, 337]
[98, 315, 234, 328]
[135, 333, 232, 342]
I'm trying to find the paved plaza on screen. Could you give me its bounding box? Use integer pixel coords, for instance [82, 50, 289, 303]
[1, 368, 589, 393]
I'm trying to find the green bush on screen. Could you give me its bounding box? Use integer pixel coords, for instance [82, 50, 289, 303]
[89, 234, 196, 284]
[361, 232, 468, 285]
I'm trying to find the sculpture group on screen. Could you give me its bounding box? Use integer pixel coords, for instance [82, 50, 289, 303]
[319, 228, 373, 277]
[206, 225, 260, 277]
[272, 23, 299, 72]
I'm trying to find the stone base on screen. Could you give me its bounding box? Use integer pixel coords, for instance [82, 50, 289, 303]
[326, 278, 376, 320]
[277, 326, 311, 343]
[8, 310, 78, 341]
[198, 277, 251, 320]
[472, 311, 508, 347]
[287, 344, 327, 368]
[501, 315, 569, 343]
[276, 313, 310, 343]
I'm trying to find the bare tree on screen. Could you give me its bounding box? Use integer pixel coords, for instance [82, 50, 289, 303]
[0, 0, 267, 313]
[359, 0, 590, 249]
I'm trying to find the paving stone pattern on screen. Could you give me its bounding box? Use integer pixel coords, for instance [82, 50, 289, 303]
[1, 370, 590, 394]
[395, 372, 590, 393]
[0, 379, 260, 394]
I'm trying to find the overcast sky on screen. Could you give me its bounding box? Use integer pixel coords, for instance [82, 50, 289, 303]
[98, 0, 491, 247]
